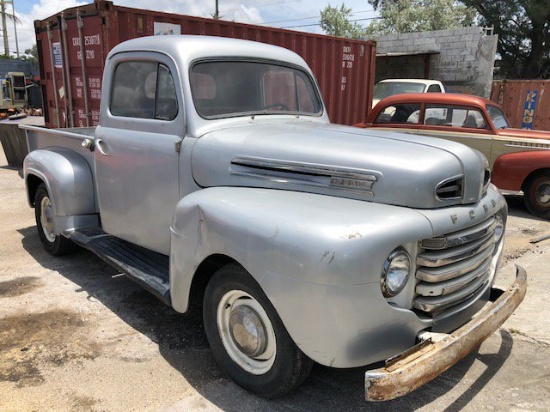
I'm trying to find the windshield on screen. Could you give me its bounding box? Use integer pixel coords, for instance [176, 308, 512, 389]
[486, 104, 510, 129]
[373, 82, 426, 100]
[190, 60, 323, 119]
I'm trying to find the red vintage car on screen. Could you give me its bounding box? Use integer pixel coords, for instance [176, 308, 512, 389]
[356, 93, 550, 219]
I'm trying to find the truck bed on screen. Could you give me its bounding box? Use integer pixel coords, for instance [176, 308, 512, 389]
[20, 124, 96, 171]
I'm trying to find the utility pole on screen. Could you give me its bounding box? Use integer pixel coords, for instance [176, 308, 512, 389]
[214, 0, 219, 19]
[0, 0, 19, 57]
[11, 0, 18, 57]
[0, 0, 8, 57]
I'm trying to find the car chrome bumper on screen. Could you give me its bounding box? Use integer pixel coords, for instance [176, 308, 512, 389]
[364, 265, 527, 402]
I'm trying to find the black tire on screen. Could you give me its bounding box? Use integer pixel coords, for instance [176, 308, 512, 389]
[203, 263, 313, 398]
[523, 171, 550, 219]
[34, 183, 77, 255]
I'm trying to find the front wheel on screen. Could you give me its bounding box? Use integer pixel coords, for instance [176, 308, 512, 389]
[523, 171, 550, 219]
[34, 183, 77, 255]
[203, 263, 312, 398]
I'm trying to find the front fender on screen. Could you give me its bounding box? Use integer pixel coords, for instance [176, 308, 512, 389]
[170, 187, 439, 367]
[492, 151, 550, 191]
[24, 148, 96, 217]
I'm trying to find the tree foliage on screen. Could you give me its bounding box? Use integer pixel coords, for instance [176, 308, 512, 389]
[461, 0, 550, 79]
[366, 0, 476, 35]
[23, 45, 38, 67]
[320, 3, 366, 38]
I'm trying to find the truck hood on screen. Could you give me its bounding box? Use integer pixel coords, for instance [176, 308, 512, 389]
[191, 119, 488, 209]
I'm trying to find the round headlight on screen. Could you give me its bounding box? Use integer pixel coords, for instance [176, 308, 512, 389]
[381, 248, 411, 298]
[494, 213, 504, 242]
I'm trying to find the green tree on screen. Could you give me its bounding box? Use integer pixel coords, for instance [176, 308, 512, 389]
[320, 3, 366, 38]
[366, 0, 475, 35]
[460, 0, 550, 78]
[23, 44, 38, 67]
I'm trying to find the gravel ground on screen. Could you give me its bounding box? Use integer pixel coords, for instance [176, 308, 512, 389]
[1, 147, 549, 412]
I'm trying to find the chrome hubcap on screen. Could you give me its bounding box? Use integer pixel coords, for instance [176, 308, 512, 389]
[217, 290, 276, 375]
[536, 183, 550, 205]
[229, 305, 267, 357]
[40, 196, 56, 243]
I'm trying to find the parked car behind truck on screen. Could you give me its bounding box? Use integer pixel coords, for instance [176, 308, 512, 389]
[358, 92, 550, 219]
[22, 36, 526, 401]
[373, 78, 446, 108]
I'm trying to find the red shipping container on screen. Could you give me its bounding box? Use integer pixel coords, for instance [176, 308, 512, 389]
[491, 80, 550, 131]
[34, 0, 376, 128]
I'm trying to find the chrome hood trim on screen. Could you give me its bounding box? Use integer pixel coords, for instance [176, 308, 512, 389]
[191, 119, 487, 208]
[230, 156, 380, 196]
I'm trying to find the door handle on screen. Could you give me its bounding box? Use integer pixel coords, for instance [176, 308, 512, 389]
[95, 139, 109, 156]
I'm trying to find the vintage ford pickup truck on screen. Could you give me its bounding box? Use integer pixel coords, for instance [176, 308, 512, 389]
[22, 35, 526, 401]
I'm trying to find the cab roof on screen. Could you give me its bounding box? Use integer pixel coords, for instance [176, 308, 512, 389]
[107, 35, 310, 70]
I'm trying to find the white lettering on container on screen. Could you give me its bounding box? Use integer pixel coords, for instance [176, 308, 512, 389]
[71, 34, 101, 47]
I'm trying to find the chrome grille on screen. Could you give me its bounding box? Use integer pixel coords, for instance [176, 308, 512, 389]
[414, 216, 500, 314]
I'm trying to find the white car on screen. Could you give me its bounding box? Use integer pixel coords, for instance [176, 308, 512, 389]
[373, 78, 445, 107]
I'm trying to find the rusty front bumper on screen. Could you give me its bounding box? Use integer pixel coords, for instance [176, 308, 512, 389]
[365, 265, 527, 402]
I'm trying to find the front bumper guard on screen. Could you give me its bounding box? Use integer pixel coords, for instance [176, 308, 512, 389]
[365, 265, 527, 401]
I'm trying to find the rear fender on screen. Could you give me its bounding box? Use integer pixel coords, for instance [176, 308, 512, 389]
[24, 148, 97, 233]
[492, 151, 550, 191]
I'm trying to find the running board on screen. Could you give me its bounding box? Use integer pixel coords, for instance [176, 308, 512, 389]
[64, 228, 171, 306]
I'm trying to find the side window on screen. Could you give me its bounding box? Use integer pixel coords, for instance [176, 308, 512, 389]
[424, 106, 448, 125]
[461, 109, 486, 129]
[424, 105, 487, 129]
[427, 84, 441, 93]
[110, 61, 178, 120]
[374, 103, 421, 124]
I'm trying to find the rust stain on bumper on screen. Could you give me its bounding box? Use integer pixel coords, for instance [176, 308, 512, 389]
[365, 265, 527, 402]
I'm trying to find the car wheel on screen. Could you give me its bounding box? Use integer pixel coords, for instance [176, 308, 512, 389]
[34, 183, 77, 255]
[203, 263, 313, 398]
[523, 171, 550, 219]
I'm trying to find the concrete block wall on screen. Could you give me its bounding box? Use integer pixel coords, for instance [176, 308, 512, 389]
[373, 27, 498, 97]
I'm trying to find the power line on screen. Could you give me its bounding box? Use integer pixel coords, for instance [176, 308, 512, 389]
[259, 10, 375, 26]
[221, 0, 300, 14]
[258, 15, 318, 25]
[281, 16, 380, 29]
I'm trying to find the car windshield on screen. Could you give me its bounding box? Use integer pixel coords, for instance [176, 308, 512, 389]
[190, 60, 323, 119]
[373, 82, 425, 100]
[486, 104, 510, 129]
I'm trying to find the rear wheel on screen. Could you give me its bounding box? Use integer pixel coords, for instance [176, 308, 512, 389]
[523, 171, 550, 219]
[203, 263, 312, 398]
[34, 183, 77, 255]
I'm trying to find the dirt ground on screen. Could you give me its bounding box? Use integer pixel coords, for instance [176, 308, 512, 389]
[1, 147, 549, 412]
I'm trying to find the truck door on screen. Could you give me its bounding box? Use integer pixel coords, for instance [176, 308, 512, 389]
[94, 54, 182, 255]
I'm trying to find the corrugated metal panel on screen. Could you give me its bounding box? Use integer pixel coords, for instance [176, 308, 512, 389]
[491, 80, 550, 131]
[35, 0, 376, 128]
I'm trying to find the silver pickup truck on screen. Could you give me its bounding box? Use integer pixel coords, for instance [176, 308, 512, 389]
[22, 35, 526, 401]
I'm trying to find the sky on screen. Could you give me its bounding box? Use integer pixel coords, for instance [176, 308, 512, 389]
[6, 0, 377, 57]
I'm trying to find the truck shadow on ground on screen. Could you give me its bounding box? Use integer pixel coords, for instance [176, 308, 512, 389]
[18, 226, 514, 412]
